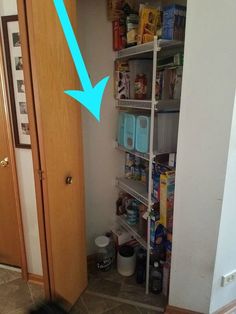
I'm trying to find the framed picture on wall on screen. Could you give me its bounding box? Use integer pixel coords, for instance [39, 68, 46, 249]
[2, 15, 31, 149]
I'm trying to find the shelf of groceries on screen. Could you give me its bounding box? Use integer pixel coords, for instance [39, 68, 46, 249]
[116, 214, 147, 249]
[110, 0, 186, 296]
[116, 98, 180, 112]
[117, 177, 149, 206]
[116, 142, 150, 161]
[116, 39, 184, 59]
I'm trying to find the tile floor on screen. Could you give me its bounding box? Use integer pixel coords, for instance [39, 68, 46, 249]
[0, 268, 44, 314]
[1, 265, 164, 314]
[85, 262, 166, 310]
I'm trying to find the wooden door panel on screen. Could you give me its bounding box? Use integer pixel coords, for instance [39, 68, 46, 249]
[0, 55, 21, 267]
[22, 0, 87, 304]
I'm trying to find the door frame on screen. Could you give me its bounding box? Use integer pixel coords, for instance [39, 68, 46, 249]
[17, 0, 51, 298]
[0, 30, 28, 279]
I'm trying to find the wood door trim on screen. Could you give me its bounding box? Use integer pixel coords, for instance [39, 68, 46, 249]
[0, 28, 28, 279]
[213, 299, 236, 314]
[28, 273, 44, 286]
[17, 0, 51, 297]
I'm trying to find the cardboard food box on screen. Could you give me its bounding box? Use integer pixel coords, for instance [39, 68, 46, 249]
[162, 4, 186, 41]
[160, 171, 175, 231]
[113, 18, 127, 51]
[114, 61, 130, 99]
[161, 67, 182, 100]
[107, 0, 125, 21]
[137, 6, 161, 44]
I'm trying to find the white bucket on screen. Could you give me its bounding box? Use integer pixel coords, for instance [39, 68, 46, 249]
[117, 245, 136, 277]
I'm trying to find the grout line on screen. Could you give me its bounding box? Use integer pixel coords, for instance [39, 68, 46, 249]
[80, 295, 90, 314]
[85, 290, 164, 312]
[27, 282, 35, 304]
[82, 292, 121, 314]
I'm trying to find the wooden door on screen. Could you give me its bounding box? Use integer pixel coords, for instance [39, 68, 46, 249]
[17, 0, 87, 305]
[0, 43, 21, 268]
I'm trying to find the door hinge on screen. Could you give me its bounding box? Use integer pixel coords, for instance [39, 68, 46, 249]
[37, 169, 44, 181]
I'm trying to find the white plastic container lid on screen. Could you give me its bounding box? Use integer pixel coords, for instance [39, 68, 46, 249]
[95, 236, 110, 248]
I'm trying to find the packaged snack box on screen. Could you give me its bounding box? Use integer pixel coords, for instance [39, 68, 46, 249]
[114, 60, 130, 99]
[137, 6, 161, 44]
[162, 4, 186, 41]
[113, 18, 127, 51]
[107, 0, 125, 21]
[160, 171, 175, 231]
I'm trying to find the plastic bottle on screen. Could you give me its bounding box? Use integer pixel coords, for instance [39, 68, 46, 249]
[150, 261, 162, 294]
[136, 248, 146, 284]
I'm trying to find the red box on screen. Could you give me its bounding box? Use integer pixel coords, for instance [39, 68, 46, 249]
[113, 19, 126, 51]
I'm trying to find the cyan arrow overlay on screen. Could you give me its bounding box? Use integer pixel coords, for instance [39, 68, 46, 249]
[53, 0, 109, 121]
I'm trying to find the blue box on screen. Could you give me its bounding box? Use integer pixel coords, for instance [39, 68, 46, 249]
[162, 4, 186, 41]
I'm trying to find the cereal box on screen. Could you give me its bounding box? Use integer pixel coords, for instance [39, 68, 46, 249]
[137, 6, 161, 44]
[160, 171, 175, 231]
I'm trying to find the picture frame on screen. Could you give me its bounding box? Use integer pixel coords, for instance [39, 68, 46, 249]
[2, 15, 31, 149]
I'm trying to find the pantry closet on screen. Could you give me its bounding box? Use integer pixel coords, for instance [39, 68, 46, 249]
[78, 0, 187, 311]
[19, 0, 187, 311]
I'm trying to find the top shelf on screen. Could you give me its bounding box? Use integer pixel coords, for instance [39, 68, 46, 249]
[116, 39, 184, 60]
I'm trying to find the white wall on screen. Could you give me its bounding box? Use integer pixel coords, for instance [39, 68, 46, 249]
[78, 0, 123, 255]
[0, 0, 42, 275]
[209, 93, 236, 313]
[169, 0, 236, 313]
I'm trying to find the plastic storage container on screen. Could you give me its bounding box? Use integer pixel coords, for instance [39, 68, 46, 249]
[153, 112, 179, 153]
[117, 245, 136, 276]
[117, 112, 125, 146]
[135, 115, 150, 153]
[95, 236, 113, 272]
[124, 113, 136, 150]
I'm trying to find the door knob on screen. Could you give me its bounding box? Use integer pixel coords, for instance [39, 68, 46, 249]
[65, 176, 73, 185]
[0, 157, 9, 168]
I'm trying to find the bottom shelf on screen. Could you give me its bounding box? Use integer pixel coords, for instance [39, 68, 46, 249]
[116, 215, 147, 249]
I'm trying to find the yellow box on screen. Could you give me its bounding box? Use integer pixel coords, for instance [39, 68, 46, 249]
[160, 171, 175, 230]
[137, 6, 161, 44]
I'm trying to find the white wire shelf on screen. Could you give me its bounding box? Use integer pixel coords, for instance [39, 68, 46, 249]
[116, 143, 150, 161]
[116, 99, 180, 112]
[117, 177, 148, 206]
[116, 39, 184, 59]
[116, 215, 147, 249]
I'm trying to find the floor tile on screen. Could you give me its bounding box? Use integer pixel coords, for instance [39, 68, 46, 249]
[0, 269, 22, 285]
[70, 298, 89, 314]
[137, 306, 163, 314]
[118, 284, 166, 308]
[0, 279, 33, 314]
[103, 303, 140, 314]
[7, 307, 27, 314]
[87, 277, 121, 297]
[88, 264, 124, 284]
[82, 292, 121, 314]
[28, 282, 45, 303]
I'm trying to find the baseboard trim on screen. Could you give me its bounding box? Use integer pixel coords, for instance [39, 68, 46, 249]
[165, 305, 202, 314]
[28, 273, 44, 286]
[213, 299, 236, 314]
